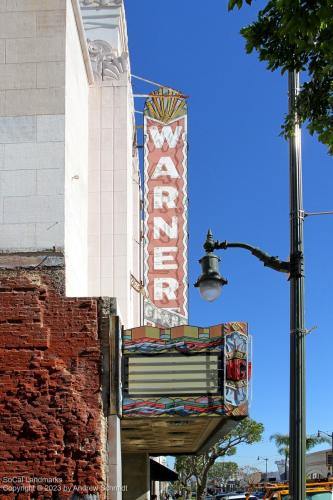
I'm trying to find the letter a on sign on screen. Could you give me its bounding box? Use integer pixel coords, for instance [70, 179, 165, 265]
[143, 88, 188, 327]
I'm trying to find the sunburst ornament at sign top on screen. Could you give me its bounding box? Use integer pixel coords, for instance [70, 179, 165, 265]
[144, 87, 187, 124]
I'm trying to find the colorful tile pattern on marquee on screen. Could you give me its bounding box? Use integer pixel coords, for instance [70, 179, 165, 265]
[122, 322, 250, 418]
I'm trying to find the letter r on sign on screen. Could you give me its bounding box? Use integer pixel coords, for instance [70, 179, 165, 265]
[154, 278, 179, 300]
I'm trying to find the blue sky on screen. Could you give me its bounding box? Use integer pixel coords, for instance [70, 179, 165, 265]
[126, 0, 333, 472]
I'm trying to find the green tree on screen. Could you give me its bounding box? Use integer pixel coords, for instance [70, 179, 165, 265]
[207, 461, 238, 487]
[270, 432, 329, 480]
[175, 418, 264, 499]
[175, 455, 195, 499]
[228, 0, 333, 154]
[270, 433, 290, 481]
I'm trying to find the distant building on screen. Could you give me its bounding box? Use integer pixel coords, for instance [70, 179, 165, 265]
[275, 449, 333, 483]
[261, 471, 281, 483]
[306, 449, 333, 479]
[276, 459, 288, 481]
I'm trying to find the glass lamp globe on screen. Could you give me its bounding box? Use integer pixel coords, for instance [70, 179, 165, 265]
[199, 279, 222, 302]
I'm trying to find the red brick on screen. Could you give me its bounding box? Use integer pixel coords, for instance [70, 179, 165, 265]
[0, 270, 105, 499]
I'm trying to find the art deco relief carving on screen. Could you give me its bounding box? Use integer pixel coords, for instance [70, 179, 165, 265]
[87, 39, 128, 81]
[80, 0, 122, 7]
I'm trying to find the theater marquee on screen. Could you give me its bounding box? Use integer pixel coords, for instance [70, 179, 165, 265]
[143, 88, 188, 325]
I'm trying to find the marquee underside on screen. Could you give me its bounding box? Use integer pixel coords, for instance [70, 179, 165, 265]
[121, 415, 240, 454]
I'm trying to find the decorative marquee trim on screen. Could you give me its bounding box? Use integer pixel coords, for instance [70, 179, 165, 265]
[181, 116, 188, 317]
[122, 323, 250, 418]
[87, 39, 128, 81]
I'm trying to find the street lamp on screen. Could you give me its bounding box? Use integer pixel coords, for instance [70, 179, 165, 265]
[257, 457, 269, 483]
[195, 251, 228, 302]
[195, 71, 306, 500]
[317, 430, 333, 477]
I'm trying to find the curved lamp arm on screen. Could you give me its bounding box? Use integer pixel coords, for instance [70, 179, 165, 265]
[203, 229, 290, 274]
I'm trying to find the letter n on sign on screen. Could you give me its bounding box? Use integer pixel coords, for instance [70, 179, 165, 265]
[143, 88, 188, 325]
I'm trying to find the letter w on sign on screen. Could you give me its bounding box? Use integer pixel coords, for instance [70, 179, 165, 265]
[149, 126, 183, 148]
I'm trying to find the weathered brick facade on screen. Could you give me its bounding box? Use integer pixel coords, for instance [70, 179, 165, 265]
[0, 267, 106, 499]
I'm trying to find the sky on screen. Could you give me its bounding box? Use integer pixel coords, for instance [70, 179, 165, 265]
[125, 0, 333, 472]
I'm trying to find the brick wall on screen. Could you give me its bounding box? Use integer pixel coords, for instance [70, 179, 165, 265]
[0, 268, 105, 499]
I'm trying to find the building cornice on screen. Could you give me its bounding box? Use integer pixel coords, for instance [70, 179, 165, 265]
[80, 0, 129, 80]
[88, 39, 128, 81]
[72, 0, 95, 85]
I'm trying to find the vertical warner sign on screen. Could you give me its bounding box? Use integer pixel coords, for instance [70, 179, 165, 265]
[144, 88, 188, 325]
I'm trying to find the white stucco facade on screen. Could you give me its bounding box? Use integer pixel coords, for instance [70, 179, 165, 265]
[65, 0, 89, 296]
[0, 0, 141, 328]
[83, 1, 141, 327]
[0, 0, 66, 251]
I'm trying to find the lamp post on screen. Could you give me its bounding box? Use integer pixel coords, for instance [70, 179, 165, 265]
[257, 457, 269, 483]
[195, 71, 305, 500]
[317, 430, 333, 477]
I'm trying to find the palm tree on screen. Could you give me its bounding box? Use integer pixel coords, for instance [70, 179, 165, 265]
[270, 433, 329, 481]
[270, 433, 290, 481]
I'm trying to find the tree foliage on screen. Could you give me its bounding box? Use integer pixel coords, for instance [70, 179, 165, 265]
[270, 432, 291, 480]
[175, 455, 196, 498]
[270, 433, 290, 458]
[207, 461, 238, 484]
[228, 0, 333, 154]
[270, 431, 329, 455]
[175, 418, 264, 499]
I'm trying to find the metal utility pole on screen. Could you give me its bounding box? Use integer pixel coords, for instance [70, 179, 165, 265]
[258, 457, 269, 482]
[288, 70, 306, 500]
[195, 70, 307, 500]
